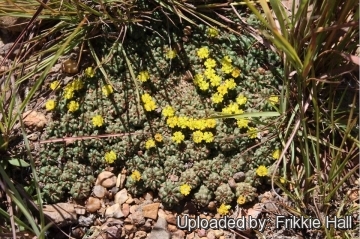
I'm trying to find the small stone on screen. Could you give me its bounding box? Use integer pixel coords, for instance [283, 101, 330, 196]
[130, 210, 145, 226]
[186, 232, 195, 239]
[213, 230, 224, 238]
[207, 230, 216, 239]
[43, 203, 77, 227]
[78, 214, 95, 227]
[143, 191, 154, 201]
[227, 177, 237, 189]
[197, 229, 206, 237]
[74, 205, 86, 215]
[96, 171, 117, 188]
[149, 216, 170, 239]
[71, 227, 85, 239]
[105, 203, 124, 218]
[124, 224, 136, 234]
[126, 194, 134, 204]
[86, 197, 101, 213]
[115, 188, 128, 205]
[22, 110, 47, 129]
[219, 236, 225, 239]
[142, 203, 160, 220]
[168, 224, 178, 232]
[171, 230, 185, 239]
[207, 201, 216, 211]
[93, 185, 107, 198]
[139, 218, 153, 232]
[116, 172, 126, 189]
[165, 213, 177, 225]
[134, 231, 147, 239]
[122, 203, 130, 217]
[130, 205, 139, 214]
[233, 172, 245, 182]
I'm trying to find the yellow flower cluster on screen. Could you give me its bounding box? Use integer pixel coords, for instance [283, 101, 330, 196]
[67, 101, 79, 112]
[104, 150, 117, 164]
[138, 71, 150, 82]
[236, 95, 247, 106]
[179, 184, 191, 196]
[154, 133, 163, 142]
[237, 118, 249, 129]
[237, 195, 246, 205]
[268, 95, 279, 106]
[247, 127, 258, 139]
[172, 131, 185, 144]
[217, 204, 231, 215]
[50, 80, 61, 90]
[85, 67, 95, 78]
[192, 131, 214, 143]
[232, 68, 241, 78]
[145, 139, 156, 149]
[141, 93, 157, 111]
[102, 84, 114, 97]
[197, 47, 209, 59]
[166, 49, 177, 59]
[162, 106, 175, 118]
[193, 74, 210, 91]
[45, 100, 56, 111]
[256, 165, 268, 177]
[220, 56, 234, 74]
[166, 116, 217, 131]
[131, 170, 141, 181]
[210, 79, 238, 104]
[92, 115, 104, 127]
[222, 103, 244, 115]
[206, 27, 219, 38]
[63, 79, 84, 100]
[272, 149, 281, 160]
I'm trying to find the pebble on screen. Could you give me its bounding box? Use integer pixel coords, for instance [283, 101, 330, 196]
[233, 172, 245, 182]
[122, 203, 130, 217]
[142, 203, 160, 220]
[165, 213, 177, 225]
[86, 197, 101, 213]
[115, 188, 128, 205]
[124, 224, 137, 234]
[96, 171, 117, 188]
[213, 230, 224, 238]
[143, 191, 154, 201]
[130, 210, 145, 226]
[149, 216, 170, 239]
[93, 185, 107, 198]
[206, 229, 216, 239]
[134, 231, 147, 239]
[105, 203, 124, 218]
[168, 224, 178, 232]
[197, 229, 206, 237]
[171, 230, 185, 239]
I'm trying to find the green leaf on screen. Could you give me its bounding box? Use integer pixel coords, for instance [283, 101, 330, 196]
[8, 158, 30, 167]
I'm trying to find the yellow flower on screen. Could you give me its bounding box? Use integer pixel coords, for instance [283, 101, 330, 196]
[217, 204, 231, 215]
[145, 139, 156, 149]
[85, 67, 95, 78]
[197, 47, 209, 59]
[272, 149, 281, 160]
[144, 101, 156, 111]
[167, 116, 179, 128]
[268, 96, 279, 106]
[256, 165, 268, 177]
[172, 131, 185, 144]
[203, 132, 214, 143]
[45, 100, 56, 111]
[280, 177, 286, 184]
[207, 28, 219, 38]
[236, 95, 247, 106]
[247, 127, 258, 139]
[237, 195, 246, 205]
[217, 85, 228, 95]
[204, 68, 216, 79]
[131, 170, 141, 181]
[154, 133, 163, 142]
[205, 119, 217, 128]
[192, 130, 204, 143]
[166, 49, 177, 59]
[177, 116, 188, 129]
[204, 58, 216, 69]
[67, 101, 79, 112]
[237, 119, 249, 129]
[102, 85, 114, 97]
[71, 79, 84, 91]
[221, 64, 233, 74]
[209, 74, 221, 87]
[63, 88, 74, 100]
[141, 93, 152, 103]
[232, 68, 241, 78]
[104, 150, 117, 164]
[92, 115, 104, 127]
[198, 80, 209, 91]
[211, 93, 224, 104]
[224, 79, 236, 90]
[138, 71, 150, 82]
[193, 119, 206, 131]
[194, 74, 204, 84]
[50, 81, 61, 90]
[179, 184, 192, 196]
[162, 106, 175, 117]
[221, 56, 232, 65]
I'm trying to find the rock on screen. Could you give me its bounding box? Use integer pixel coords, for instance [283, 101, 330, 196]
[233, 172, 245, 182]
[130, 205, 139, 214]
[71, 227, 85, 239]
[43, 203, 77, 226]
[122, 203, 130, 217]
[165, 213, 177, 225]
[142, 203, 160, 220]
[197, 229, 206, 237]
[93, 185, 107, 198]
[168, 224, 178, 232]
[116, 172, 127, 189]
[130, 210, 145, 226]
[149, 215, 170, 239]
[124, 224, 137, 234]
[207, 201, 217, 211]
[134, 231, 147, 239]
[213, 230, 224, 238]
[139, 218, 153, 232]
[171, 230, 186, 239]
[186, 232, 195, 239]
[74, 205, 86, 215]
[101, 225, 122, 239]
[86, 197, 101, 213]
[143, 191, 154, 201]
[206, 229, 216, 239]
[125, 195, 134, 204]
[22, 110, 47, 129]
[227, 177, 237, 189]
[105, 203, 124, 218]
[115, 188, 128, 205]
[78, 214, 95, 227]
[96, 171, 117, 188]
